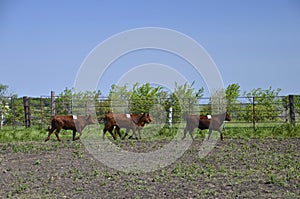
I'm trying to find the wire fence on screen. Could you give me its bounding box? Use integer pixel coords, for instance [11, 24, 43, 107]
[0, 94, 299, 131]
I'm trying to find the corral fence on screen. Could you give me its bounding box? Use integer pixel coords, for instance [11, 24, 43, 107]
[0, 92, 299, 131]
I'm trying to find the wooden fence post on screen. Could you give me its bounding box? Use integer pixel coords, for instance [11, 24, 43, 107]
[23, 96, 31, 128]
[289, 95, 296, 126]
[51, 91, 55, 117]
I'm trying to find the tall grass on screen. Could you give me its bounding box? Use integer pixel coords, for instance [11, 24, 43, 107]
[0, 126, 72, 143]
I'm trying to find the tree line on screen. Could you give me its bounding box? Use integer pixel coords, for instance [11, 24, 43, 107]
[0, 83, 299, 128]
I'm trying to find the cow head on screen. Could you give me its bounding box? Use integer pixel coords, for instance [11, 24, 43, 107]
[141, 113, 152, 124]
[225, 112, 231, 121]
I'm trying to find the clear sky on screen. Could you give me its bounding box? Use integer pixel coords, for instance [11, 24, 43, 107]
[1, 0, 300, 97]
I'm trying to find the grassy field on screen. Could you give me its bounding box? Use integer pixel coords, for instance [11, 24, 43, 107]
[0, 122, 299, 143]
[0, 124, 299, 198]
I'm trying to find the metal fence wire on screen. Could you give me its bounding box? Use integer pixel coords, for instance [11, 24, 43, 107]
[0, 94, 299, 130]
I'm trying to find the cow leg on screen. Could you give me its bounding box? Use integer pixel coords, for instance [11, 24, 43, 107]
[182, 127, 188, 140]
[188, 129, 195, 141]
[208, 128, 223, 140]
[73, 130, 76, 141]
[218, 128, 223, 140]
[138, 128, 142, 140]
[54, 128, 62, 142]
[103, 126, 108, 140]
[45, 127, 55, 142]
[113, 126, 122, 140]
[131, 127, 138, 140]
[73, 130, 81, 141]
[207, 129, 213, 140]
[103, 124, 115, 140]
[111, 126, 118, 140]
[109, 126, 118, 140]
[122, 128, 130, 140]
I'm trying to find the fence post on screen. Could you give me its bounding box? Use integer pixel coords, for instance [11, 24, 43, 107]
[11, 97, 16, 128]
[51, 91, 55, 117]
[168, 107, 173, 128]
[252, 96, 256, 131]
[289, 95, 296, 126]
[23, 96, 31, 128]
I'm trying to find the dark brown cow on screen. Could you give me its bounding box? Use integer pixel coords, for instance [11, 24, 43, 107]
[103, 113, 152, 140]
[182, 112, 231, 141]
[45, 115, 96, 142]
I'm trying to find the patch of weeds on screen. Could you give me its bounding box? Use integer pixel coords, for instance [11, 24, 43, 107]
[34, 159, 41, 165]
[93, 169, 101, 177]
[103, 171, 117, 181]
[218, 165, 226, 173]
[73, 143, 84, 159]
[200, 189, 218, 198]
[72, 168, 85, 180]
[75, 187, 84, 193]
[15, 183, 29, 194]
[272, 123, 299, 137]
[133, 184, 148, 191]
[265, 172, 286, 187]
[11, 144, 35, 153]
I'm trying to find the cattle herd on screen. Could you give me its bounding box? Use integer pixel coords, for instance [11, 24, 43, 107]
[45, 112, 231, 142]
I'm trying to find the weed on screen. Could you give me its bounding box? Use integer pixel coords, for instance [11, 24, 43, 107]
[15, 183, 29, 194]
[34, 159, 41, 165]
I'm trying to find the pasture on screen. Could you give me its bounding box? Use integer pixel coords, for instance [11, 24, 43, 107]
[0, 125, 299, 198]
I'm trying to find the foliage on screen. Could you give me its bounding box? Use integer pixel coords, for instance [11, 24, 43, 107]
[108, 84, 132, 113]
[130, 83, 164, 113]
[56, 87, 74, 115]
[168, 81, 204, 123]
[4, 98, 25, 126]
[294, 95, 300, 115]
[0, 84, 18, 127]
[0, 84, 9, 97]
[199, 84, 239, 115]
[56, 87, 101, 116]
[225, 83, 241, 114]
[242, 87, 282, 122]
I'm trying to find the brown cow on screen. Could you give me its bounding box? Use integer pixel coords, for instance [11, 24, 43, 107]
[103, 113, 152, 140]
[182, 112, 231, 141]
[45, 115, 96, 142]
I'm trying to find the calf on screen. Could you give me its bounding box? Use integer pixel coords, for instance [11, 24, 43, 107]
[182, 112, 231, 141]
[103, 113, 152, 140]
[45, 115, 96, 142]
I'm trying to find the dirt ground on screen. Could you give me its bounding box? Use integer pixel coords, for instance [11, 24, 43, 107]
[0, 138, 299, 198]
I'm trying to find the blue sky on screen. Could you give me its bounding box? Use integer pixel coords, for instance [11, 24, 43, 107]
[1, 0, 300, 97]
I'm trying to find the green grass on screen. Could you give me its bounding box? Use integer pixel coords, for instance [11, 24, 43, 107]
[0, 126, 73, 143]
[0, 122, 299, 143]
[224, 123, 300, 139]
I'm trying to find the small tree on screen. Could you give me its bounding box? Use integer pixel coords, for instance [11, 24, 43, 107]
[0, 84, 18, 127]
[129, 83, 163, 114]
[242, 87, 282, 122]
[169, 82, 204, 123]
[108, 84, 132, 113]
[56, 87, 74, 115]
[225, 83, 241, 119]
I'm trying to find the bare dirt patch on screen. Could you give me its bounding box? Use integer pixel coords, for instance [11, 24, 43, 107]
[1, 138, 299, 198]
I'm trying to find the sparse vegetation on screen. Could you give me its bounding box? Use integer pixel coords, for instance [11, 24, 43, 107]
[0, 128, 299, 198]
